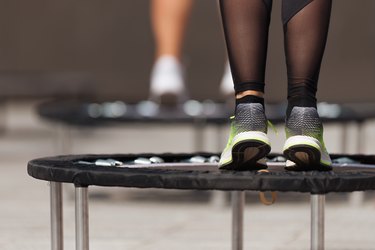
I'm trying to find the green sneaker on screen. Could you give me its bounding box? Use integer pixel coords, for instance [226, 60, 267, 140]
[283, 107, 332, 171]
[219, 103, 271, 170]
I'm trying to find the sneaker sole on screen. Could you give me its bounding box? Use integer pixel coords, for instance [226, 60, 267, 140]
[283, 136, 332, 171]
[220, 132, 271, 171]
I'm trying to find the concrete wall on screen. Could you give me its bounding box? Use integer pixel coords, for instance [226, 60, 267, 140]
[0, 0, 374, 102]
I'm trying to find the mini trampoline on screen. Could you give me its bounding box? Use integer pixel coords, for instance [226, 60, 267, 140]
[28, 153, 375, 250]
[37, 100, 373, 126]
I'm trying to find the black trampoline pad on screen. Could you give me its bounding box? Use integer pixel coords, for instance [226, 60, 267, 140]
[27, 153, 375, 194]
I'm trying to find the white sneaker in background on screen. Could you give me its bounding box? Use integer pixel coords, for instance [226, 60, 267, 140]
[150, 56, 186, 105]
[219, 61, 235, 97]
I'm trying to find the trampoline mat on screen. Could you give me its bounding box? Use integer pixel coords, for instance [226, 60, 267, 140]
[28, 153, 375, 194]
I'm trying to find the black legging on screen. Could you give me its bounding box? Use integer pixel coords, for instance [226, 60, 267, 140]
[219, 0, 332, 113]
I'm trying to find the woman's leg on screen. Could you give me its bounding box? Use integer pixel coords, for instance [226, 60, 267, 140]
[283, 0, 332, 116]
[219, 0, 272, 100]
[282, 0, 333, 170]
[218, 0, 272, 170]
[151, 0, 193, 59]
[149, 0, 193, 103]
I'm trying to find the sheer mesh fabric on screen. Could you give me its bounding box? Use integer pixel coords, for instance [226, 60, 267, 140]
[284, 0, 332, 115]
[219, 0, 332, 115]
[219, 0, 272, 94]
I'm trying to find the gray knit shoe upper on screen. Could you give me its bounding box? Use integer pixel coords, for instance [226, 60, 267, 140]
[285, 107, 323, 141]
[234, 103, 268, 134]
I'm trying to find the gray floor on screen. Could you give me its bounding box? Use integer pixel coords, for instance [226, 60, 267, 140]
[1, 101, 375, 250]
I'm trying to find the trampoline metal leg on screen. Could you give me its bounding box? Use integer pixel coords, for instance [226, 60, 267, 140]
[209, 125, 227, 209]
[232, 191, 245, 250]
[311, 194, 325, 250]
[75, 187, 89, 250]
[51, 182, 63, 250]
[349, 191, 365, 207]
[194, 119, 205, 151]
[349, 122, 365, 207]
[56, 124, 72, 155]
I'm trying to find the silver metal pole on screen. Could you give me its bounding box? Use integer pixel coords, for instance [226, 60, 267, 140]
[50, 182, 63, 250]
[349, 122, 365, 207]
[193, 119, 205, 151]
[56, 124, 72, 155]
[210, 125, 227, 208]
[232, 191, 245, 250]
[311, 194, 325, 250]
[75, 187, 89, 250]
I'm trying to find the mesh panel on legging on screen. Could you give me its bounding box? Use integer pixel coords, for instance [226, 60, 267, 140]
[219, 0, 272, 94]
[284, 0, 332, 116]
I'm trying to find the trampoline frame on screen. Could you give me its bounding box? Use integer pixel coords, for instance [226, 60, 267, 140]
[49, 182, 325, 250]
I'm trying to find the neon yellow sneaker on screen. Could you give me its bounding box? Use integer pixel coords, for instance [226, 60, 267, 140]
[283, 107, 332, 171]
[219, 103, 271, 170]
